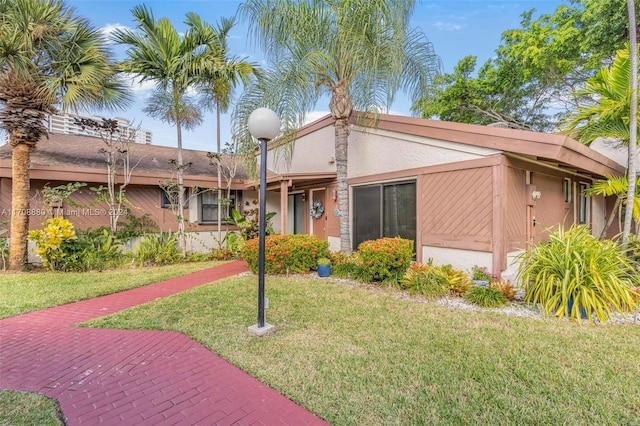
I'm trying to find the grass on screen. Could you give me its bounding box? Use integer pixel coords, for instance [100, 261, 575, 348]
[0, 390, 63, 426]
[0, 261, 223, 319]
[82, 275, 640, 425]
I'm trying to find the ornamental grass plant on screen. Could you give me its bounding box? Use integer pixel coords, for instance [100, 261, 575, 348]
[517, 225, 639, 323]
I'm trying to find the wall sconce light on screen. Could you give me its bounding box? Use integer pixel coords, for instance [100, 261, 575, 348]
[332, 189, 337, 201]
[301, 192, 306, 202]
[531, 190, 542, 201]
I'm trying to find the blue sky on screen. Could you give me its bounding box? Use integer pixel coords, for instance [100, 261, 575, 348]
[66, 0, 565, 151]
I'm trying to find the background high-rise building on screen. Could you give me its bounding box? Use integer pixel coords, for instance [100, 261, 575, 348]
[45, 112, 153, 144]
[1, 113, 153, 145]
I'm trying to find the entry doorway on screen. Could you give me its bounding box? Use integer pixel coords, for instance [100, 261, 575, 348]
[287, 193, 306, 234]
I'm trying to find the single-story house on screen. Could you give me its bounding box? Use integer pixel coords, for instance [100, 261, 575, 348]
[260, 113, 628, 279]
[0, 133, 256, 254]
[0, 113, 631, 278]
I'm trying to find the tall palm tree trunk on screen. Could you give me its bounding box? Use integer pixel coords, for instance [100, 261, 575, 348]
[330, 83, 353, 254]
[176, 122, 187, 256]
[9, 142, 32, 270]
[216, 102, 223, 247]
[624, 0, 639, 243]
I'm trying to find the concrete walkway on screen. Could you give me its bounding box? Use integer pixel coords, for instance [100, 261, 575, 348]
[0, 261, 328, 425]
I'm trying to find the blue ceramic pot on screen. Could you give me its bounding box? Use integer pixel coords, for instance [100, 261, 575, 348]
[317, 264, 331, 277]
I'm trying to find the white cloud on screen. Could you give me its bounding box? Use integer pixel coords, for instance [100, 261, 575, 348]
[303, 111, 330, 124]
[123, 74, 156, 93]
[434, 21, 464, 31]
[99, 23, 129, 42]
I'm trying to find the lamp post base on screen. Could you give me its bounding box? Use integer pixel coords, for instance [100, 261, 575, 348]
[248, 323, 276, 336]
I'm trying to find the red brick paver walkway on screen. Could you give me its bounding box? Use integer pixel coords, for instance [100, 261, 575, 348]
[0, 261, 329, 425]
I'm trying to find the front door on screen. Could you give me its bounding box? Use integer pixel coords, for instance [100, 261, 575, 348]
[311, 189, 327, 241]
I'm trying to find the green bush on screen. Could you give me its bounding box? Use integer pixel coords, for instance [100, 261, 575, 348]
[358, 237, 414, 283]
[401, 263, 448, 298]
[135, 232, 181, 266]
[517, 225, 639, 323]
[330, 252, 364, 279]
[464, 285, 508, 308]
[61, 227, 126, 271]
[241, 234, 329, 274]
[115, 213, 159, 240]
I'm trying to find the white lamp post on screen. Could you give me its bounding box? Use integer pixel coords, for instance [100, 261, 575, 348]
[247, 107, 280, 336]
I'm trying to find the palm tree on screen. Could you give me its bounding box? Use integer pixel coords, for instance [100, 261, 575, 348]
[0, 0, 129, 270]
[195, 16, 258, 246]
[585, 175, 640, 238]
[113, 6, 223, 255]
[626, 0, 638, 245]
[236, 0, 441, 254]
[563, 44, 639, 243]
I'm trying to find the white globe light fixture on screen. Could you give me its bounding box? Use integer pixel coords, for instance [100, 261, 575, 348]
[247, 107, 280, 337]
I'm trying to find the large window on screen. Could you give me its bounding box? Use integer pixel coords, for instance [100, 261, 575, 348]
[353, 181, 416, 251]
[200, 190, 238, 224]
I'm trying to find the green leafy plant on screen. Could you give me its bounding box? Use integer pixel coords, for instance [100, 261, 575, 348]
[224, 201, 276, 241]
[115, 213, 159, 241]
[358, 237, 414, 283]
[28, 217, 78, 270]
[135, 232, 181, 266]
[517, 225, 639, 323]
[317, 257, 331, 266]
[330, 252, 364, 279]
[60, 227, 126, 271]
[241, 234, 329, 274]
[464, 285, 508, 308]
[401, 263, 448, 298]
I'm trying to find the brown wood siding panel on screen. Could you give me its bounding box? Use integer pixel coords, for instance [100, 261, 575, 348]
[420, 167, 493, 251]
[505, 167, 527, 251]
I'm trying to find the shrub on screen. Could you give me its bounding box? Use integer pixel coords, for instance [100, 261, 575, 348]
[517, 225, 639, 323]
[208, 248, 235, 261]
[439, 264, 472, 296]
[331, 252, 364, 279]
[358, 237, 414, 283]
[490, 280, 517, 301]
[115, 213, 159, 241]
[470, 265, 494, 282]
[241, 234, 329, 274]
[29, 217, 77, 270]
[465, 285, 508, 308]
[135, 232, 181, 266]
[401, 263, 448, 298]
[61, 227, 126, 271]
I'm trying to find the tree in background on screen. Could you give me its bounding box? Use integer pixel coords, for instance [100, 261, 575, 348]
[419, 0, 638, 130]
[0, 0, 129, 270]
[75, 117, 141, 235]
[113, 6, 225, 255]
[236, 0, 442, 254]
[196, 16, 257, 246]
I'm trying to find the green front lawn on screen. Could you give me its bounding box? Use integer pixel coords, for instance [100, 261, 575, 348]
[0, 261, 223, 319]
[0, 390, 63, 426]
[83, 275, 640, 425]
